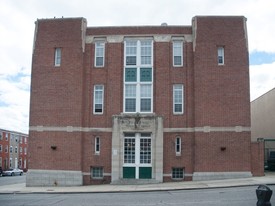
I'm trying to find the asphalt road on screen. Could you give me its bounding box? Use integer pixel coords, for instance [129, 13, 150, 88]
[0, 174, 26, 186]
[0, 186, 274, 206]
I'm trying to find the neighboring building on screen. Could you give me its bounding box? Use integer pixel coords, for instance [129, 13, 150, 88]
[27, 16, 262, 186]
[251, 87, 275, 141]
[251, 87, 275, 166]
[0, 129, 28, 171]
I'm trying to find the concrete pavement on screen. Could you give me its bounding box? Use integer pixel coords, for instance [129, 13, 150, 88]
[0, 173, 274, 194]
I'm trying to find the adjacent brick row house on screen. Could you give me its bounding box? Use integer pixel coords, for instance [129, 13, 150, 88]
[27, 16, 263, 186]
[0, 129, 28, 171]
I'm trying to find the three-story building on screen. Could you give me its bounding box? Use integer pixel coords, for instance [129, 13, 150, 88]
[27, 16, 262, 186]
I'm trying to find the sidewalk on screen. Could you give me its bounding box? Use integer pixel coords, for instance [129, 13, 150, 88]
[0, 173, 274, 194]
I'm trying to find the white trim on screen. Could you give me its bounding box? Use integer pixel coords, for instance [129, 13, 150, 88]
[29, 126, 251, 133]
[54, 48, 61, 67]
[123, 39, 154, 114]
[193, 172, 252, 181]
[218, 46, 225, 65]
[173, 84, 184, 114]
[94, 41, 105, 67]
[86, 35, 193, 43]
[175, 136, 181, 156]
[173, 41, 183, 67]
[93, 85, 104, 114]
[95, 136, 100, 154]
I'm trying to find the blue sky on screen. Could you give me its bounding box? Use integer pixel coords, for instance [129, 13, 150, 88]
[1, 0, 275, 134]
[250, 52, 275, 65]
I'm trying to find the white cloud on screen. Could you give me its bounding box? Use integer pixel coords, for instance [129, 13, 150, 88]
[250, 62, 275, 101]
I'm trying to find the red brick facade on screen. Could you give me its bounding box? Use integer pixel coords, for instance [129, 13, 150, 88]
[27, 16, 262, 186]
[0, 129, 28, 171]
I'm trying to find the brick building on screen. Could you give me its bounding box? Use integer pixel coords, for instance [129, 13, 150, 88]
[0, 129, 28, 171]
[27, 16, 263, 186]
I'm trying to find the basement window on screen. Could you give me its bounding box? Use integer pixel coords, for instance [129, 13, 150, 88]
[172, 168, 184, 179]
[91, 167, 103, 179]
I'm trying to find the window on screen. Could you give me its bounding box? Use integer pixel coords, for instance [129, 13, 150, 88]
[93, 85, 104, 114]
[124, 137, 136, 164]
[10, 146, 13, 153]
[54, 48, 61, 66]
[25, 137, 27, 144]
[218, 46, 224, 65]
[140, 136, 151, 164]
[20, 137, 22, 144]
[5, 133, 8, 141]
[0, 133, 2, 140]
[173, 84, 184, 114]
[125, 41, 137, 66]
[172, 168, 184, 179]
[0, 144, 2, 152]
[95, 137, 100, 154]
[0, 157, 2, 167]
[9, 158, 12, 168]
[95, 41, 105, 67]
[20, 147, 22, 153]
[173, 41, 183, 66]
[91, 167, 103, 179]
[124, 40, 153, 113]
[175, 137, 181, 155]
[15, 146, 18, 153]
[5, 146, 8, 153]
[24, 148, 27, 155]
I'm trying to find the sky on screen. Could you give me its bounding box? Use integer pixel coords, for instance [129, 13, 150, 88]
[1, 0, 275, 134]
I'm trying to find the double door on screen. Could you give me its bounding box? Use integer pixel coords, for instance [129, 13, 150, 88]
[123, 133, 152, 179]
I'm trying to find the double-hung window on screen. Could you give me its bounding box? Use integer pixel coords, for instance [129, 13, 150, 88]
[93, 85, 104, 114]
[54, 48, 61, 66]
[173, 84, 184, 114]
[173, 41, 183, 67]
[95, 41, 105, 67]
[124, 39, 153, 113]
[218, 46, 225, 65]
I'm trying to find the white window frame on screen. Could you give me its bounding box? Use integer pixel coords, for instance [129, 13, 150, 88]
[175, 136, 181, 156]
[54, 48, 61, 67]
[173, 84, 184, 114]
[95, 137, 100, 154]
[173, 41, 183, 67]
[94, 41, 105, 67]
[123, 39, 153, 113]
[93, 85, 104, 114]
[10, 146, 13, 153]
[218, 46, 224, 65]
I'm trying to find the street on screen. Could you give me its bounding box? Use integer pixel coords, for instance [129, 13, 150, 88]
[0, 185, 274, 206]
[0, 174, 26, 186]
